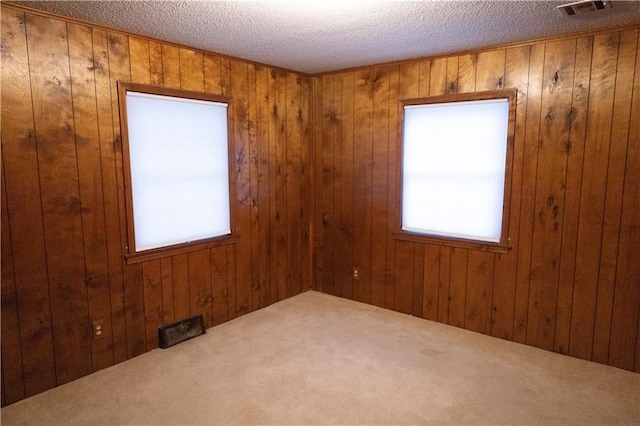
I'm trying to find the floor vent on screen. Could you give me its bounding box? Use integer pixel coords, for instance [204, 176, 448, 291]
[158, 314, 206, 348]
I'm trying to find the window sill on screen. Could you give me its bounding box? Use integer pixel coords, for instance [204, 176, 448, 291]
[125, 234, 240, 264]
[392, 231, 511, 254]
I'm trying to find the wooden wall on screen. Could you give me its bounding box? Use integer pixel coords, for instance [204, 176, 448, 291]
[2, 3, 639, 409]
[312, 27, 640, 373]
[1, 5, 311, 406]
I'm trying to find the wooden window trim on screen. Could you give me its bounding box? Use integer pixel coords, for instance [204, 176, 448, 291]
[395, 89, 517, 254]
[124, 235, 240, 264]
[117, 81, 237, 264]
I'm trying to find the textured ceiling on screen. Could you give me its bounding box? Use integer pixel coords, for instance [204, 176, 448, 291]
[14, 0, 640, 74]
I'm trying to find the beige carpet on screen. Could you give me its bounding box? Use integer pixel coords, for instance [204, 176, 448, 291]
[1, 290, 638, 425]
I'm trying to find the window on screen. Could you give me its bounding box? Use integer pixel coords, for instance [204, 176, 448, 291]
[397, 89, 516, 252]
[118, 82, 236, 263]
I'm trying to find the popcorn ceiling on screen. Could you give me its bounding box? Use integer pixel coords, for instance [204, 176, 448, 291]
[15, 0, 640, 74]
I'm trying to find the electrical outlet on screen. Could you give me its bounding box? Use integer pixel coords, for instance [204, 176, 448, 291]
[352, 267, 360, 280]
[92, 319, 106, 341]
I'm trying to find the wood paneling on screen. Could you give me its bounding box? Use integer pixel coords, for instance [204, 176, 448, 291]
[570, 32, 619, 361]
[554, 36, 593, 356]
[68, 22, 114, 371]
[372, 67, 391, 308]
[1, 4, 311, 405]
[609, 30, 640, 372]
[313, 26, 640, 373]
[2, 8, 57, 399]
[491, 45, 530, 342]
[527, 39, 576, 352]
[2, 3, 639, 407]
[27, 13, 93, 385]
[353, 68, 374, 304]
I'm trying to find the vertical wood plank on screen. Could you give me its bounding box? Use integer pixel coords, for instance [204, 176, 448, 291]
[514, 43, 545, 344]
[92, 29, 127, 365]
[466, 251, 495, 334]
[219, 58, 236, 317]
[331, 72, 344, 297]
[1, 164, 26, 404]
[211, 246, 229, 325]
[394, 240, 414, 315]
[592, 30, 638, 364]
[220, 58, 232, 96]
[27, 14, 93, 385]
[312, 76, 323, 292]
[340, 72, 355, 300]
[353, 68, 375, 304]
[418, 59, 430, 97]
[300, 74, 313, 293]
[438, 247, 452, 323]
[108, 30, 140, 360]
[160, 258, 174, 323]
[123, 263, 145, 356]
[457, 53, 477, 93]
[446, 56, 459, 94]
[255, 65, 272, 307]
[121, 33, 147, 358]
[248, 64, 261, 308]
[172, 254, 190, 320]
[226, 245, 238, 319]
[161, 44, 180, 89]
[371, 66, 390, 308]
[570, 32, 619, 361]
[554, 36, 593, 355]
[230, 59, 252, 314]
[189, 250, 213, 328]
[423, 245, 440, 321]
[274, 70, 288, 301]
[129, 37, 150, 84]
[412, 244, 425, 318]
[608, 30, 640, 372]
[475, 50, 506, 91]
[286, 73, 303, 297]
[68, 22, 114, 370]
[142, 260, 162, 350]
[385, 65, 400, 310]
[1, 8, 56, 397]
[204, 54, 221, 94]
[321, 74, 335, 295]
[179, 48, 204, 91]
[430, 58, 447, 96]
[270, 71, 282, 302]
[448, 248, 468, 328]
[492, 45, 531, 341]
[149, 41, 163, 86]
[527, 39, 576, 351]
[637, 311, 640, 373]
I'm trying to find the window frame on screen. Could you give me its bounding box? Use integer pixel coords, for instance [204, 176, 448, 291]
[118, 81, 238, 264]
[394, 89, 517, 254]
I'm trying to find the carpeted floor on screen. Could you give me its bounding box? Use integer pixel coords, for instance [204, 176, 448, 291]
[1, 290, 638, 425]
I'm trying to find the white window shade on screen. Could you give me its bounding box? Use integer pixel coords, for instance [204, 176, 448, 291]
[402, 98, 509, 243]
[125, 91, 231, 252]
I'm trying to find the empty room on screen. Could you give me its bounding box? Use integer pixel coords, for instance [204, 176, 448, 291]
[1, 0, 639, 424]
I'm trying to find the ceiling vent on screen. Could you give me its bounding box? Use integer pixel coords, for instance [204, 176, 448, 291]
[557, 1, 611, 16]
